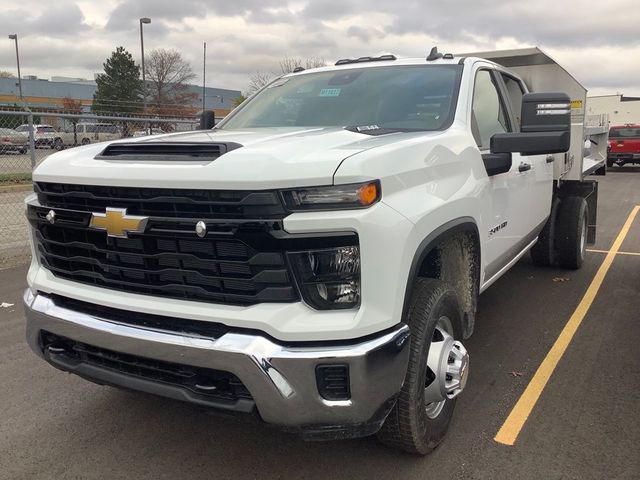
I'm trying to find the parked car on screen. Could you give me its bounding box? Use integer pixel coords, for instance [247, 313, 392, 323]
[15, 124, 60, 149]
[132, 128, 165, 137]
[72, 123, 121, 145]
[0, 128, 28, 154]
[607, 124, 640, 167]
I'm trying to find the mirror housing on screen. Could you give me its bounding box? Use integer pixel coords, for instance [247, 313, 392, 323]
[199, 110, 216, 130]
[491, 92, 571, 155]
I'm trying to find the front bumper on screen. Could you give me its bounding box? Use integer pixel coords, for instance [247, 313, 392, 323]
[24, 290, 410, 439]
[608, 153, 640, 162]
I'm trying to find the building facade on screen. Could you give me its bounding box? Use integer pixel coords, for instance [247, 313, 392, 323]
[0, 76, 240, 117]
[586, 94, 640, 126]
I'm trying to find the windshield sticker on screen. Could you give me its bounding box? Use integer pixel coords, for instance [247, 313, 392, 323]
[296, 85, 314, 94]
[319, 88, 341, 97]
[355, 125, 380, 132]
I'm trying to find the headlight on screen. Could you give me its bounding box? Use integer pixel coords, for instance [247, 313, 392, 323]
[280, 181, 380, 211]
[289, 246, 360, 310]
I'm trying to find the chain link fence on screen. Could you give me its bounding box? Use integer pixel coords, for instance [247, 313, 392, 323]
[0, 109, 201, 269]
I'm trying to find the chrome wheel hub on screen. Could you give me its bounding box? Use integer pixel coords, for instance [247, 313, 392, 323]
[424, 317, 470, 419]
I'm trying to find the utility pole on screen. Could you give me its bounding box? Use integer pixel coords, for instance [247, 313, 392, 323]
[8, 34, 23, 102]
[139, 17, 151, 112]
[202, 42, 207, 113]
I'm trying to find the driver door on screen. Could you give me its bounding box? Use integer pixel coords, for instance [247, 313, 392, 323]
[471, 68, 530, 285]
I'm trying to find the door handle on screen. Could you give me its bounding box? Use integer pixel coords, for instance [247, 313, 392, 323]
[518, 162, 532, 172]
[546, 155, 555, 163]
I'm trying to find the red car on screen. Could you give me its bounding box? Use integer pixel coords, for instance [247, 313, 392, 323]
[608, 124, 640, 167]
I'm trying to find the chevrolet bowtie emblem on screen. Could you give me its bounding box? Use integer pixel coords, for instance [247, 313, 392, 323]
[89, 208, 148, 238]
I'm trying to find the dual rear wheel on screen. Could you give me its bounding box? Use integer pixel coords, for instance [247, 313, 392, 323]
[531, 195, 588, 269]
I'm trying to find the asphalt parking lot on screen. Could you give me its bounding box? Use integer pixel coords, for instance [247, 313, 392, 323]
[0, 169, 639, 480]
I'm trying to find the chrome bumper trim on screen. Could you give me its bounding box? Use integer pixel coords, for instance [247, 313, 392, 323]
[24, 290, 410, 431]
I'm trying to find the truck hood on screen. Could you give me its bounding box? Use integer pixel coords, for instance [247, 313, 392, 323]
[33, 127, 411, 189]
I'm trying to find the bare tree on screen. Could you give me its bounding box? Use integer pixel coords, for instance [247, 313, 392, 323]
[246, 56, 327, 95]
[247, 70, 274, 95]
[0, 70, 15, 78]
[61, 97, 83, 115]
[145, 48, 197, 115]
[279, 55, 326, 74]
[62, 97, 83, 145]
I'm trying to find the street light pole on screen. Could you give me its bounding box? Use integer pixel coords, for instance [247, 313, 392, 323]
[7, 34, 23, 102]
[139, 17, 151, 112]
[202, 42, 206, 114]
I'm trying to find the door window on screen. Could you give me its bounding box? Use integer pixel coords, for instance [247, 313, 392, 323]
[500, 74, 525, 130]
[471, 70, 510, 149]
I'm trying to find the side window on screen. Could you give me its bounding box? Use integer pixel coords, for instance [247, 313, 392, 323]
[471, 70, 510, 149]
[500, 74, 525, 130]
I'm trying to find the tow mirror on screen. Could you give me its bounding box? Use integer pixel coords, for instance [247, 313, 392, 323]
[491, 92, 571, 155]
[199, 110, 216, 130]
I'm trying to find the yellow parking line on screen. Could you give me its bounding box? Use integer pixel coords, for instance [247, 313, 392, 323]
[587, 249, 640, 256]
[495, 205, 640, 446]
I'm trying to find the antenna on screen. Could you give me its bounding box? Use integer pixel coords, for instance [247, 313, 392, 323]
[427, 46, 443, 61]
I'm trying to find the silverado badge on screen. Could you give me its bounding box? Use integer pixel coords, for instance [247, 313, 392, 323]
[89, 208, 148, 238]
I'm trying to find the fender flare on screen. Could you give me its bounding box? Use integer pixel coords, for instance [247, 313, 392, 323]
[401, 217, 481, 336]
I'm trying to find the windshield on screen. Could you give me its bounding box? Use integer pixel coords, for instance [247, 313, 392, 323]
[220, 65, 462, 131]
[609, 127, 640, 138]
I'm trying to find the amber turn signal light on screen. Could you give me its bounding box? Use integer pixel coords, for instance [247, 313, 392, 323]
[357, 182, 379, 206]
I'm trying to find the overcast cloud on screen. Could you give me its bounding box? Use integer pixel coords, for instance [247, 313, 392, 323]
[0, 0, 639, 96]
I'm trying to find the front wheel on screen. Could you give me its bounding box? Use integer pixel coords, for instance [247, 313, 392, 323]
[377, 278, 468, 455]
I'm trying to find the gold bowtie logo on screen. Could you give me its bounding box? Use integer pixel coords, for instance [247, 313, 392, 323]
[89, 208, 148, 238]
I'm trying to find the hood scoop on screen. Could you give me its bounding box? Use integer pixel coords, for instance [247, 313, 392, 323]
[95, 141, 243, 162]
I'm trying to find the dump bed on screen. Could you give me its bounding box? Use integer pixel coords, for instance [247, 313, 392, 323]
[461, 47, 607, 181]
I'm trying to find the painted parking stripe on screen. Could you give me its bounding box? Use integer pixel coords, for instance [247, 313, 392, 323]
[587, 249, 640, 256]
[494, 205, 640, 446]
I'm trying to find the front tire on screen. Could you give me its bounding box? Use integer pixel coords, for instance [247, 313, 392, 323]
[555, 196, 588, 269]
[377, 278, 466, 455]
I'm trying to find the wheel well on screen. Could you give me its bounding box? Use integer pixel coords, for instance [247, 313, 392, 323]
[406, 223, 480, 339]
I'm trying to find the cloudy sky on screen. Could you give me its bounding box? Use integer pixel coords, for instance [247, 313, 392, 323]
[1, 0, 639, 96]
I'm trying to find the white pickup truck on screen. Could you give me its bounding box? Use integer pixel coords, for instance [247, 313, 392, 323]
[23, 47, 607, 454]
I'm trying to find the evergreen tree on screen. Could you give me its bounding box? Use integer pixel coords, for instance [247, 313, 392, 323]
[92, 47, 142, 114]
